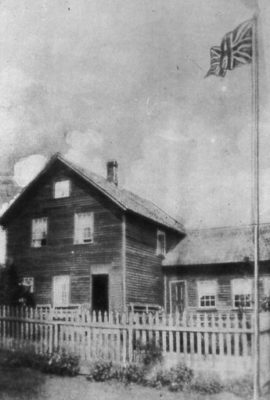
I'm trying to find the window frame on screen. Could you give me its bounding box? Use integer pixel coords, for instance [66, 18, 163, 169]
[231, 278, 252, 309]
[263, 277, 270, 297]
[74, 211, 94, 245]
[31, 217, 48, 248]
[52, 275, 70, 307]
[21, 277, 34, 293]
[156, 229, 166, 256]
[53, 180, 71, 199]
[197, 280, 217, 309]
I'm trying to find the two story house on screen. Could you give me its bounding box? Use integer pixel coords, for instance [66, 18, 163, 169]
[0, 153, 184, 312]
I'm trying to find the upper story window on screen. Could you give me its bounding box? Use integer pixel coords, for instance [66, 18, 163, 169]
[31, 217, 48, 248]
[156, 230, 166, 256]
[74, 212, 94, 244]
[231, 278, 252, 308]
[198, 280, 217, 308]
[54, 180, 70, 199]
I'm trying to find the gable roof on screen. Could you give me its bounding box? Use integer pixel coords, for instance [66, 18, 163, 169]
[163, 224, 270, 266]
[0, 153, 184, 234]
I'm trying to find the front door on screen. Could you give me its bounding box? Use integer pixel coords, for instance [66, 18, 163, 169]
[170, 281, 185, 314]
[92, 274, 109, 313]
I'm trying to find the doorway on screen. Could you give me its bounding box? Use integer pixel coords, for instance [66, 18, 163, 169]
[170, 281, 186, 314]
[92, 274, 109, 313]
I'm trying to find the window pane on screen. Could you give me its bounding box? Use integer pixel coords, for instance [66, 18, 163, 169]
[31, 218, 47, 247]
[53, 276, 70, 307]
[200, 295, 216, 308]
[74, 212, 94, 244]
[54, 180, 70, 198]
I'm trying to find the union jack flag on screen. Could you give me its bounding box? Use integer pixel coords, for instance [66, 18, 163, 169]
[206, 19, 253, 78]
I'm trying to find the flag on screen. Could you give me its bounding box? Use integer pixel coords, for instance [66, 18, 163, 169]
[206, 19, 253, 78]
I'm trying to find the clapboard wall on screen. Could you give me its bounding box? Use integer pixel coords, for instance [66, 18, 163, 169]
[6, 160, 123, 310]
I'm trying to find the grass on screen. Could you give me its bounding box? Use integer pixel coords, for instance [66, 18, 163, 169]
[0, 366, 259, 400]
[0, 366, 46, 399]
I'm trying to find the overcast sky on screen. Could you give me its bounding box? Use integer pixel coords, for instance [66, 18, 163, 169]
[0, 0, 269, 230]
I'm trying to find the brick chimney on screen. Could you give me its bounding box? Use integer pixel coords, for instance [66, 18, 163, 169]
[106, 160, 118, 186]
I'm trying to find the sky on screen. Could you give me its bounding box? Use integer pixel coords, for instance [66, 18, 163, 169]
[0, 0, 269, 242]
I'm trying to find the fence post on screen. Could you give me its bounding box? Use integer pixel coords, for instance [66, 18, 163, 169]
[128, 312, 133, 363]
[259, 312, 270, 389]
[53, 321, 59, 352]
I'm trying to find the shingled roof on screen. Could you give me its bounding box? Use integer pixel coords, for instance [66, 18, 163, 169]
[163, 224, 270, 266]
[0, 153, 185, 234]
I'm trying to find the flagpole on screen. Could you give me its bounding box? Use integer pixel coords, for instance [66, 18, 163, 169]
[251, 12, 260, 400]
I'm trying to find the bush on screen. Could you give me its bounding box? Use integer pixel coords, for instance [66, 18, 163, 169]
[0, 349, 80, 377]
[87, 361, 115, 382]
[117, 363, 145, 384]
[189, 372, 224, 394]
[135, 339, 163, 367]
[42, 352, 80, 376]
[147, 363, 193, 391]
[87, 361, 146, 384]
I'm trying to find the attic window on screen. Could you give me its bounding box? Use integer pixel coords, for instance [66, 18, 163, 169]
[74, 212, 94, 244]
[54, 180, 70, 198]
[31, 217, 47, 248]
[156, 230, 166, 256]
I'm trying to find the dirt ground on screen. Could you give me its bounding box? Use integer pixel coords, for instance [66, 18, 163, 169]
[0, 367, 267, 400]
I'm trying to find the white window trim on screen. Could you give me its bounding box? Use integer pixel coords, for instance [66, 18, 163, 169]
[197, 280, 217, 309]
[169, 280, 187, 314]
[263, 277, 270, 297]
[156, 229, 166, 256]
[74, 212, 94, 245]
[231, 278, 253, 309]
[54, 180, 70, 199]
[31, 217, 48, 248]
[53, 275, 70, 307]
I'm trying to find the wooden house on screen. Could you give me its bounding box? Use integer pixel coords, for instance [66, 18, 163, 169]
[0, 153, 184, 312]
[163, 225, 270, 313]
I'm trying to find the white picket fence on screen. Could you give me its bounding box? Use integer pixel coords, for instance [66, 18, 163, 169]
[0, 306, 254, 376]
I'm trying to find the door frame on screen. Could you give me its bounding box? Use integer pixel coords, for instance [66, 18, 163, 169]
[90, 264, 111, 312]
[91, 274, 109, 313]
[169, 280, 187, 314]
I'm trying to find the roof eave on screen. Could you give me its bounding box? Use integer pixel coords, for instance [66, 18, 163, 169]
[126, 209, 185, 235]
[0, 154, 128, 227]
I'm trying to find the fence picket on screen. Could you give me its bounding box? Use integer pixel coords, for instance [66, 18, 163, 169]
[0, 307, 255, 371]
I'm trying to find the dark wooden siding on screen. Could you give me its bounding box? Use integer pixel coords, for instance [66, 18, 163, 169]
[125, 214, 180, 307]
[164, 263, 270, 312]
[6, 161, 123, 310]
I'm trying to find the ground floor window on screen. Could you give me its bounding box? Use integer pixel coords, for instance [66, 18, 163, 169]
[21, 277, 34, 293]
[197, 280, 217, 308]
[231, 278, 252, 308]
[53, 275, 70, 307]
[263, 277, 270, 297]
